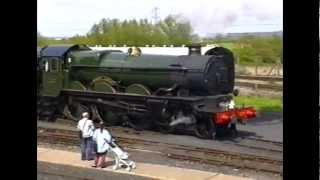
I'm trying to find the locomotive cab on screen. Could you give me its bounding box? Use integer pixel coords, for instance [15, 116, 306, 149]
[37, 47, 43, 95]
[39, 45, 91, 97]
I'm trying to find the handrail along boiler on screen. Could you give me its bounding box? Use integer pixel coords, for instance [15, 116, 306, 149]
[37, 44, 256, 139]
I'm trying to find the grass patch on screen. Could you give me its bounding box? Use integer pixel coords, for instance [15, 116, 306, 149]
[217, 42, 236, 49]
[234, 96, 282, 112]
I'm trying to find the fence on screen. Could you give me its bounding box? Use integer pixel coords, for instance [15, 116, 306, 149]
[236, 65, 283, 76]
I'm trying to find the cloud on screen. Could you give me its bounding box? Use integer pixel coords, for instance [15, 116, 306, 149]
[168, 0, 282, 36]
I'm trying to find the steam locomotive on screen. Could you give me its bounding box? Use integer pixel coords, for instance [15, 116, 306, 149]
[37, 44, 256, 139]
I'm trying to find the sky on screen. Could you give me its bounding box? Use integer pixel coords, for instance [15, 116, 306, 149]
[37, 0, 283, 38]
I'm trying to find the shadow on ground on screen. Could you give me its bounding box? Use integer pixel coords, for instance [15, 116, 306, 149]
[215, 130, 263, 143]
[248, 112, 283, 125]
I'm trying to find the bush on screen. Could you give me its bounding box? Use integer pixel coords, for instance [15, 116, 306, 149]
[216, 37, 282, 65]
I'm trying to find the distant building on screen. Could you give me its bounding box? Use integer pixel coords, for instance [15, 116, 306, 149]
[206, 31, 283, 40]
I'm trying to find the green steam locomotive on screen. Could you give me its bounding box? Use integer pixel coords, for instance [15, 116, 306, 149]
[37, 44, 256, 139]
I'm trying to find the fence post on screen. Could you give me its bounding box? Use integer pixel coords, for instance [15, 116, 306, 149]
[267, 65, 275, 76]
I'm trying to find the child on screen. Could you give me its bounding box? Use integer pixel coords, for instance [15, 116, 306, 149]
[92, 122, 112, 168]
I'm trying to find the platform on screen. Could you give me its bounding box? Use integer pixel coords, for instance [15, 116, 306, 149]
[38, 147, 254, 180]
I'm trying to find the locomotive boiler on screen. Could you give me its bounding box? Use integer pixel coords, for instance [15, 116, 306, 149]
[37, 44, 256, 139]
[67, 46, 234, 96]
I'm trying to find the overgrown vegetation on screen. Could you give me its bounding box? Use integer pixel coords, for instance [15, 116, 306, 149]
[208, 37, 283, 65]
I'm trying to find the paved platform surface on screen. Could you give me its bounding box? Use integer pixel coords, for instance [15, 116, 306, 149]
[38, 161, 153, 180]
[38, 147, 253, 180]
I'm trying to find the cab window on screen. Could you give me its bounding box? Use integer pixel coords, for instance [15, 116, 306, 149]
[42, 57, 60, 72]
[50, 58, 59, 72]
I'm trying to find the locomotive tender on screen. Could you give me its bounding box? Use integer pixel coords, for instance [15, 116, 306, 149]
[37, 44, 256, 139]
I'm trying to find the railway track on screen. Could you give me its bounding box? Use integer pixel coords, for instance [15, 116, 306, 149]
[236, 75, 282, 82]
[235, 75, 283, 92]
[235, 82, 282, 91]
[37, 125, 282, 174]
[41, 119, 283, 154]
[95, 124, 283, 155]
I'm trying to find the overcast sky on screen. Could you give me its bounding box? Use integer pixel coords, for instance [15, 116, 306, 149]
[37, 0, 283, 37]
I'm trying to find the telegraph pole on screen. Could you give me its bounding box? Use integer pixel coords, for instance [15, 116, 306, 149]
[152, 6, 159, 24]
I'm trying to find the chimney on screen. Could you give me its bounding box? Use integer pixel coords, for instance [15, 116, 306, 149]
[187, 44, 202, 55]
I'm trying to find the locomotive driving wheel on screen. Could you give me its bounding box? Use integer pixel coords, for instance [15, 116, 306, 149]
[95, 105, 120, 126]
[91, 80, 119, 125]
[63, 81, 90, 121]
[124, 84, 154, 129]
[194, 119, 215, 139]
[125, 84, 151, 95]
[92, 81, 117, 93]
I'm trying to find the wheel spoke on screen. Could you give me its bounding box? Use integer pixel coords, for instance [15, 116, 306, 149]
[125, 84, 151, 95]
[95, 105, 120, 126]
[90, 105, 103, 123]
[63, 102, 89, 121]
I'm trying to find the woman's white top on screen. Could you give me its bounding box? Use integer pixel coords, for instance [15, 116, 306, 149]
[77, 118, 94, 138]
[93, 129, 112, 153]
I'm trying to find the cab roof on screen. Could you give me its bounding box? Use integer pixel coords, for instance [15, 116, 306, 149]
[41, 44, 91, 57]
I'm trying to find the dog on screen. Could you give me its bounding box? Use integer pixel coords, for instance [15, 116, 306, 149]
[108, 138, 136, 171]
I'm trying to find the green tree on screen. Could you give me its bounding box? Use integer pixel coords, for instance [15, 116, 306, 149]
[39, 15, 197, 47]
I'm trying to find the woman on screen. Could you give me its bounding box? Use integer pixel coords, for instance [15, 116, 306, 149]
[92, 122, 112, 168]
[77, 112, 95, 161]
